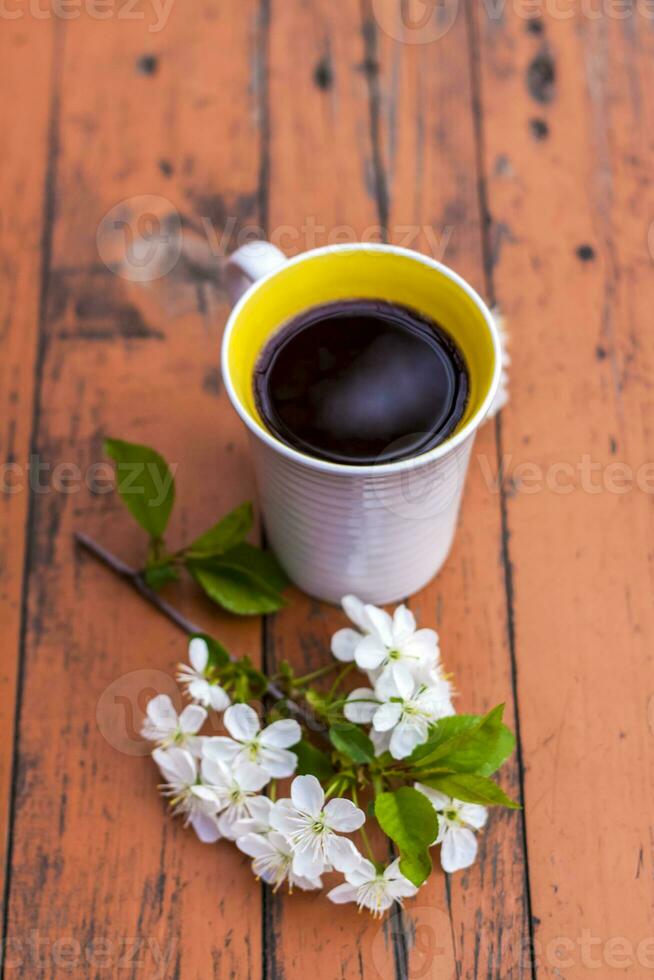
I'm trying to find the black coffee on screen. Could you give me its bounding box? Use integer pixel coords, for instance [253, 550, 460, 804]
[254, 299, 469, 465]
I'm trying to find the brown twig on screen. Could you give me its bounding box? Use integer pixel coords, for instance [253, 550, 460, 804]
[74, 531, 314, 725]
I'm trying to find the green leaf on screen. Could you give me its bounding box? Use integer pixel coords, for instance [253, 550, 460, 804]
[292, 739, 335, 782]
[143, 563, 179, 590]
[191, 632, 230, 669]
[218, 542, 289, 592]
[375, 787, 439, 887]
[188, 561, 285, 615]
[420, 773, 521, 809]
[409, 705, 515, 777]
[398, 849, 433, 888]
[186, 502, 253, 558]
[329, 723, 375, 764]
[105, 438, 175, 539]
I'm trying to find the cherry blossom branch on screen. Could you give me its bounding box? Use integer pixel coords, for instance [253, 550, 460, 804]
[74, 531, 314, 725]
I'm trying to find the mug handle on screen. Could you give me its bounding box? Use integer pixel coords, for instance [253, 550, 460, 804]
[224, 241, 287, 305]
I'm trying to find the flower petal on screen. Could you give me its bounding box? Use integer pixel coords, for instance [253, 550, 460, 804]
[224, 703, 260, 742]
[218, 807, 244, 840]
[440, 827, 478, 873]
[354, 635, 387, 671]
[389, 721, 424, 760]
[236, 761, 271, 793]
[324, 798, 365, 833]
[389, 660, 416, 694]
[363, 605, 394, 646]
[259, 719, 301, 749]
[327, 883, 358, 905]
[258, 746, 298, 779]
[208, 685, 231, 712]
[415, 784, 450, 812]
[146, 694, 178, 733]
[393, 668, 417, 702]
[345, 858, 377, 886]
[417, 683, 454, 718]
[292, 843, 327, 879]
[202, 736, 240, 764]
[372, 701, 403, 732]
[343, 688, 378, 724]
[290, 774, 324, 816]
[187, 678, 212, 705]
[341, 595, 371, 632]
[326, 835, 362, 873]
[179, 703, 208, 735]
[459, 803, 488, 830]
[153, 746, 196, 786]
[291, 873, 323, 891]
[403, 628, 439, 660]
[269, 800, 304, 836]
[245, 794, 274, 826]
[389, 876, 418, 899]
[188, 636, 209, 674]
[371, 728, 392, 757]
[392, 604, 416, 644]
[331, 627, 362, 663]
[200, 755, 231, 791]
[189, 810, 222, 844]
[237, 833, 274, 859]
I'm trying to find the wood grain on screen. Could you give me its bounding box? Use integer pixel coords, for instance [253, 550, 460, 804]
[3, 6, 267, 977]
[0, 16, 57, 935]
[261, 2, 402, 977]
[4, 2, 654, 978]
[371, 2, 532, 976]
[475, 4, 654, 977]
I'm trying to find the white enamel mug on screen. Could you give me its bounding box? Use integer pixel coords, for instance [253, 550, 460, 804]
[221, 242, 501, 605]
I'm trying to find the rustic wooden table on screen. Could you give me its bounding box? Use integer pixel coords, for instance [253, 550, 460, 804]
[2, 1, 653, 977]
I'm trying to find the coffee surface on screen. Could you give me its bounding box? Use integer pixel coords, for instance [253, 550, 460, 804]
[254, 299, 469, 465]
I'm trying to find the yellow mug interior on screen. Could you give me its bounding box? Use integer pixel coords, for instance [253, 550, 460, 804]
[226, 248, 496, 448]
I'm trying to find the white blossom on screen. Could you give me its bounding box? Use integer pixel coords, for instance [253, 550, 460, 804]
[177, 637, 231, 712]
[327, 858, 417, 917]
[269, 775, 364, 879]
[142, 694, 206, 756]
[344, 672, 454, 760]
[200, 754, 270, 840]
[237, 831, 323, 892]
[354, 604, 439, 689]
[231, 794, 275, 837]
[203, 704, 300, 780]
[416, 785, 488, 873]
[152, 747, 221, 843]
[330, 595, 375, 662]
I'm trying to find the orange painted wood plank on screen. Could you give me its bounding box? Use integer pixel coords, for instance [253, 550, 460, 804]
[260, 1, 403, 977]
[0, 19, 56, 926]
[5, 7, 266, 977]
[370, 2, 532, 975]
[476, 6, 654, 976]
